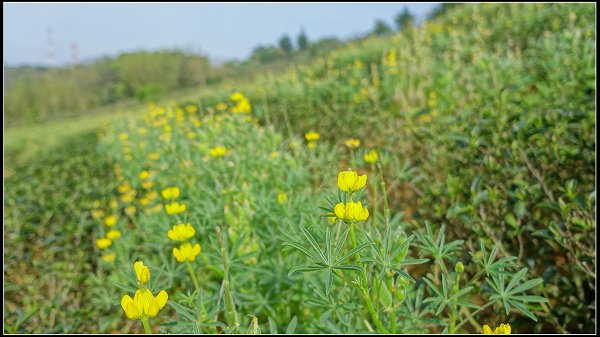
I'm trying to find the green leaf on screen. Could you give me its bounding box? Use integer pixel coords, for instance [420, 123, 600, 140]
[285, 316, 298, 334]
[510, 278, 544, 295]
[288, 264, 326, 277]
[268, 317, 278, 334]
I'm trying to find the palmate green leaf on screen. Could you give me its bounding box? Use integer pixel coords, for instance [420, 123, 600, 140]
[168, 300, 197, 323]
[288, 264, 326, 277]
[282, 241, 317, 260]
[506, 267, 528, 293]
[510, 278, 544, 295]
[300, 225, 327, 262]
[509, 299, 538, 321]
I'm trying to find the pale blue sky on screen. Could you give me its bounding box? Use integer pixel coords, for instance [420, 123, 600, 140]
[3, 3, 439, 67]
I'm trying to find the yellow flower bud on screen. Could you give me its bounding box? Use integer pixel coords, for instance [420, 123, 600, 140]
[134, 261, 150, 285]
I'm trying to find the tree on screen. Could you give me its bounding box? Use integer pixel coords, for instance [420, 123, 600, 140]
[278, 35, 293, 54]
[297, 30, 309, 51]
[373, 20, 393, 36]
[395, 7, 414, 31]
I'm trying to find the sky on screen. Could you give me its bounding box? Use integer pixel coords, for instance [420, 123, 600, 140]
[3, 3, 439, 67]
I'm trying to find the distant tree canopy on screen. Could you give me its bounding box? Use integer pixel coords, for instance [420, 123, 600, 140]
[428, 3, 462, 19]
[278, 35, 293, 54]
[373, 20, 393, 36]
[251, 45, 281, 64]
[4, 50, 212, 125]
[297, 30, 309, 50]
[395, 7, 414, 31]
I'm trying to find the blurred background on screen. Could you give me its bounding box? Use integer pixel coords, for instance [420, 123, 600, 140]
[3, 2, 596, 334]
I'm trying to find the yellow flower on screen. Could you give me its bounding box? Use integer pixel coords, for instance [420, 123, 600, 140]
[216, 102, 228, 111]
[173, 243, 202, 262]
[138, 127, 147, 135]
[337, 170, 367, 192]
[186, 105, 198, 113]
[141, 180, 153, 189]
[139, 170, 150, 180]
[96, 237, 112, 249]
[121, 192, 135, 203]
[102, 252, 116, 262]
[147, 153, 160, 161]
[167, 223, 196, 242]
[161, 187, 180, 200]
[277, 193, 287, 204]
[165, 202, 186, 215]
[147, 191, 158, 201]
[209, 146, 228, 157]
[345, 138, 361, 149]
[364, 149, 379, 163]
[139, 197, 150, 206]
[104, 215, 118, 227]
[121, 289, 168, 319]
[125, 205, 137, 215]
[270, 151, 279, 159]
[305, 131, 320, 141]
[118, 183, 132, 193]
[109, 199, 119, 209]
[119, 133, 129, 141]
[134, 261, 150, 285]
[106, 229, 122, 239]
[334, 201, 369, 223]
[482, 323, 511, 334]
[91, 209, 105, 219]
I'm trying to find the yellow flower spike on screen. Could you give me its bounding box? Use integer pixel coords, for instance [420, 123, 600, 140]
[305, 131, 320, 141]
[364, 149, 379, 163]
[147, 153, 160, 161]
[307, 141, 316, 150]
[106, 229, 122, 239]
[337, 170, 367, 192]
[173, 243, 202, 262]
[277, 193, 288, 204]
[139, 170, 150, 180]
[345, 138, 361, 149]
[96, 237, 112, 249]
[141, 180, 153, 189]
[134, 261, 150, 285]
[104, 215, 118, 227]
[165, 201, 186, 215]
[102, 252, 117, 262]
[161, 187, 180, 200]
[167, 223, 196, 242]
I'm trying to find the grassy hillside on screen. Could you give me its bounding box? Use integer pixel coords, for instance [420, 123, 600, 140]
[4, 3, 595, 334]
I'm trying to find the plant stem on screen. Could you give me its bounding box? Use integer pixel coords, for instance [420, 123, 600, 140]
[141, 317, 152, 334]
[449, 272, 461, 333]
[388, 275, 397, 334]
[349, 223, 389, 334]
[217, 227, 239, 331]
[186, 260, 200, 291]
[454, 300, 497, 332]
[371, 162, 379, 229]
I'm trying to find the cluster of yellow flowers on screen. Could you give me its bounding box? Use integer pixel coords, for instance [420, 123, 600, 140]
[162, 186, 186, 215]
[482, 323, 511, 334]
[277, 192, 288, 204]
[168, 223, 202, 262]
[334, 170, 369, 223]
[121, 261, 168, 328]
[230, 92, 252, 114]
[305, 131, 320, 150]
[94, 210, 122, 262]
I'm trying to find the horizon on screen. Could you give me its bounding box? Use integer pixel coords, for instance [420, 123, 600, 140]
[3, 3, 439, 68]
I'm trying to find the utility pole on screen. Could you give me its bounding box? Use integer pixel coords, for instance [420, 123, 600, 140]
[47, 27, 54, 67]
[70, 42, 78, 66]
